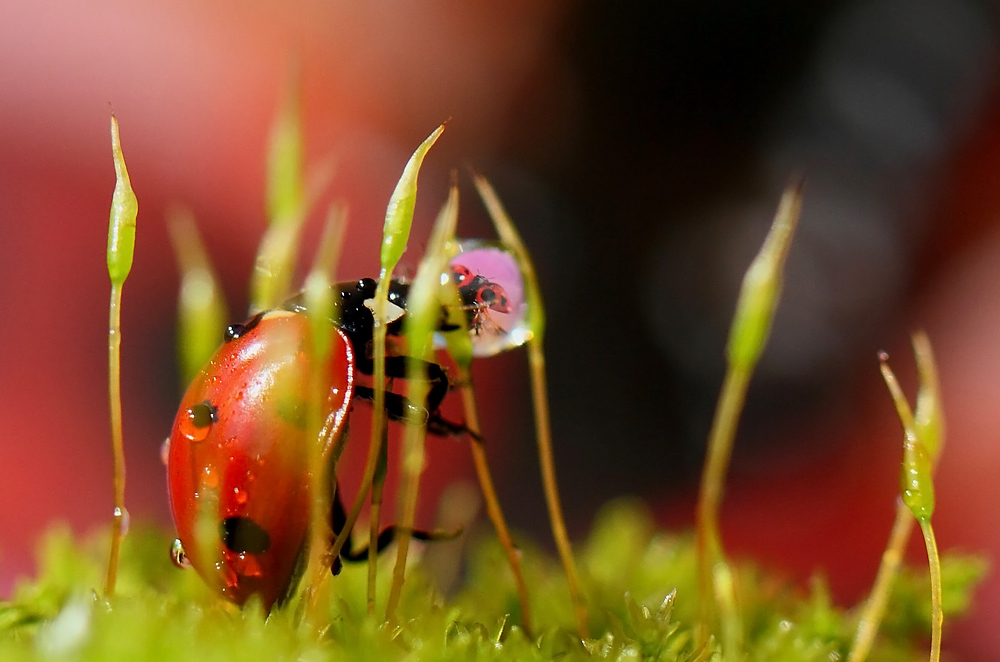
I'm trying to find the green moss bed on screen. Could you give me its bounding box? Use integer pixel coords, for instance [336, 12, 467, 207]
[0, 500, 985, 661]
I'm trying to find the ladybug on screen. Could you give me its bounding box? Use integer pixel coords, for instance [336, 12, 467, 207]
[166, 265, 507, 609]
[450, 264, 511, 333]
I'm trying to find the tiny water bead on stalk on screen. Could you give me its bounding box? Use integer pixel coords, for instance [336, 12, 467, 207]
[104, 114, 138, 598]
[694, 179, 802, 656]
[848, 332, 944, 662]
[869, 345, 944, 662]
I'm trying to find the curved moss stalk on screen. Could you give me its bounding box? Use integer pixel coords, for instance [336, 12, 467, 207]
[847, 504, 915, 662]
[300, 208, 346, 625]
[472, 173, 587, 638]
[849, 334, 944, 662]
[695, 180, 802, 655]
[167, 208, 228, 386]
[250, 74, 306, 312]
[104, 114, 138, 597]
[873, 350, 944, 662]
[457, 372, 534, 634]
[320, 126, 444, 615]
[920, 520, 943, 662]
[429, 180, 534, 633]
[368, 434, 389, 614]
[385, 183, 459, 622]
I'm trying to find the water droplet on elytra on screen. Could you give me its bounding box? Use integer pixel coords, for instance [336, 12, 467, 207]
[233, 552, 263, 578]
[180, 401, 218, 442]
[202, 465, 219, 489]
[170, 539, 191, 568]
[216, 559, 240, 588]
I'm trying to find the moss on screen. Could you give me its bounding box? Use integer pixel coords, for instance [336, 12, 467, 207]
[0, 502, 985, 661]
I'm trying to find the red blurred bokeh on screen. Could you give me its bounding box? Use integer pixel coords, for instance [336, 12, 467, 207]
[0, 0, 571, 586]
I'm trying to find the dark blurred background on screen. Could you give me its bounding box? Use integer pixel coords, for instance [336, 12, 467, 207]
[3, 0, 1000, 657]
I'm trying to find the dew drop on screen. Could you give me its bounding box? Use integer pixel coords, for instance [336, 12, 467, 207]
[170, 539, 191, 568]
[435, 241, 531, 357]
[234, 552, 263, 578]
[216, 559, 240, 588]
[160, 437, 170, 466]
[180, 400, 218, 442]
[113, 507, 130, 536]
[202, 465, 219, 489]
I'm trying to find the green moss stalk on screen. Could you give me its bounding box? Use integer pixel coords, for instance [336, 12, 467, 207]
[167, 208, 228, 386]
[321, 125, 444, 609]
[849, 332, 945, 662]
[472, 173, 587, 637]
[695, 179, 802, 656]
[250, 75, 306, 312]
[104, 114, 138, 597]
[875, 346, 944, 662]
[385, 183, 461, 622]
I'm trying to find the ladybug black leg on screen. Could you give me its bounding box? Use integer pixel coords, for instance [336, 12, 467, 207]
[329, 484, 461, 574]
[339, 525, 461, 563]
[355, 355, 450, 412]
[353, 385, 481, 442]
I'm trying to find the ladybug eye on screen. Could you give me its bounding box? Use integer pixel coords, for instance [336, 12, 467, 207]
[220, 517, 272, 554]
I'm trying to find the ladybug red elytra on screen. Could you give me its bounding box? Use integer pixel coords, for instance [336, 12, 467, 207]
[167, 311, 353, 607]
[166, 264, 510, 609]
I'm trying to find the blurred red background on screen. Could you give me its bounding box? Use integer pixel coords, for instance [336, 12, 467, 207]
[2, 1, 999, 659]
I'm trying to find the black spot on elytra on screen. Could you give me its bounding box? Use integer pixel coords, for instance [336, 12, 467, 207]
[219, 517, 271, 554]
